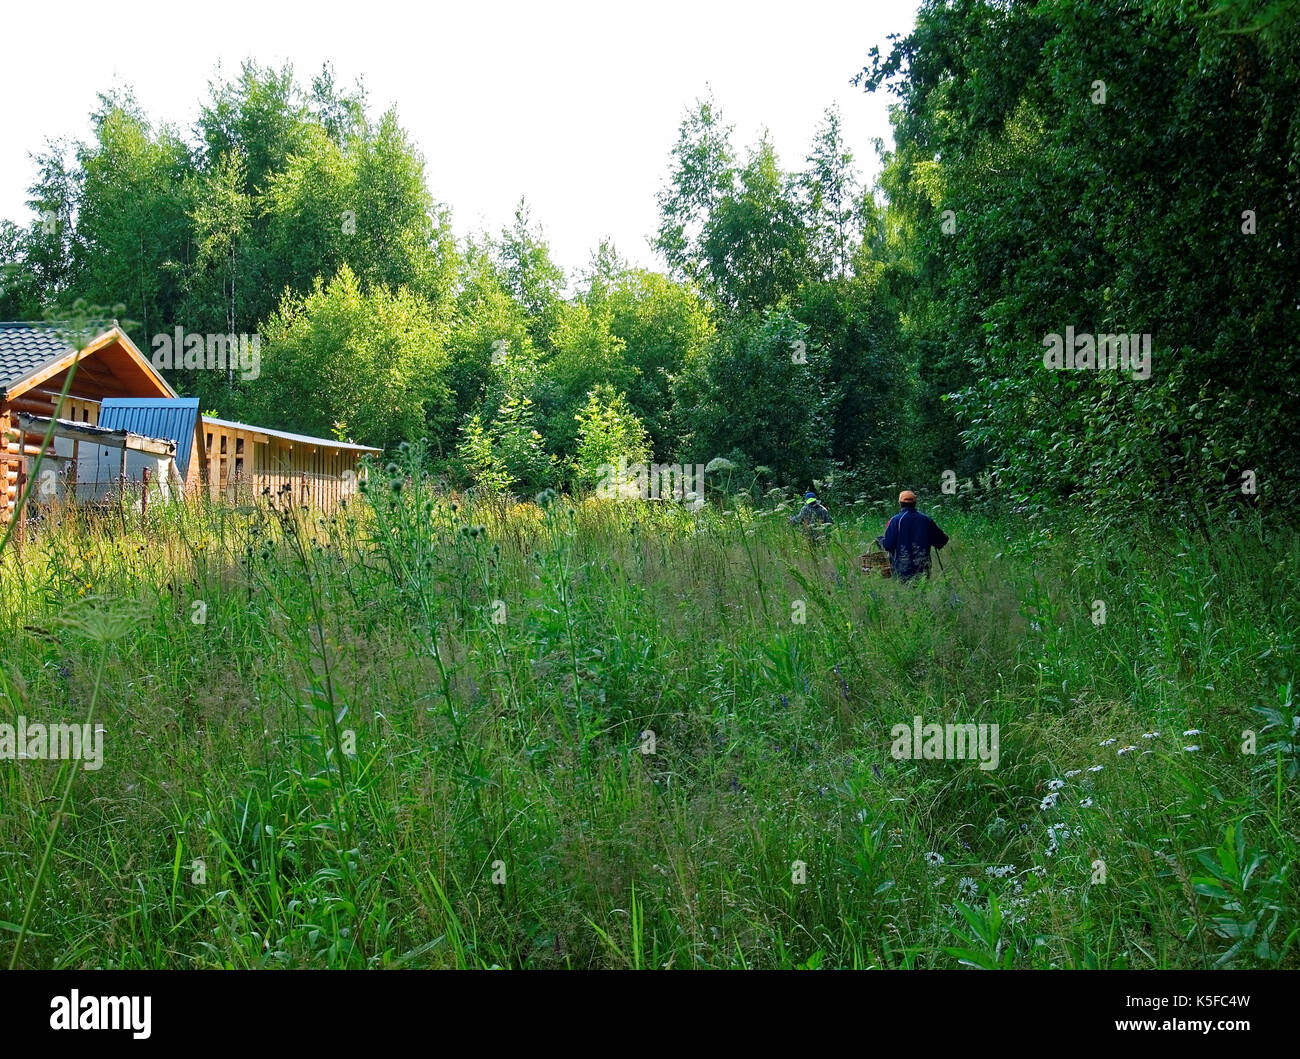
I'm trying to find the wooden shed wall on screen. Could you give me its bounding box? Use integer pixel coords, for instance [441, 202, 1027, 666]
[202, 421, 367, 511]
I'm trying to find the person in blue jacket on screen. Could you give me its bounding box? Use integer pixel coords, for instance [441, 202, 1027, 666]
[878, 490, 948, 581]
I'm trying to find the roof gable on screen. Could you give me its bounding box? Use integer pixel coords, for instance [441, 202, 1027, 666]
[0, 322, 175, 401]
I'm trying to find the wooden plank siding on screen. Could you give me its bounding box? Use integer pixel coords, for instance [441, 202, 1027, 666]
[201, 418, 376, 510]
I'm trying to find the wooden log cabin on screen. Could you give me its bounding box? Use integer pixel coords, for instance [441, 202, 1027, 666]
[1, 322, 379, 525]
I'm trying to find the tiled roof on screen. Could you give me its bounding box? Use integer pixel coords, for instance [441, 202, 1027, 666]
[0, 322, 84, 396]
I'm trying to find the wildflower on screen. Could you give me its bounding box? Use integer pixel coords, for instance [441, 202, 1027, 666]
[933, 876, 947, 888]
[1040, 792, 1059, 810]
[1182, 729, 1203, 737]
[925, 851, 945, 867]
[958, 877, 979, 899]
[1117, 745, 1137, 756]
[985, 864, 1016, 878]
[1184, 745, 1201, 753]
[1079, 797, 1094, 808]
[1064, 769, 1082, 778]
[1141, 731, 1160, 739]
[1099, 738, 1117, 747]
[1047, 778, 1065, 791]
[1087, 764, 1104, 773]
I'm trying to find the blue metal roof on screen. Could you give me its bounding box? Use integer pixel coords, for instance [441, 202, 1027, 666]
[98, 398, 201, 477]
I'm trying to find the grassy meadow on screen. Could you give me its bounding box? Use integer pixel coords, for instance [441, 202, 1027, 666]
[0, 460, 1296, 969]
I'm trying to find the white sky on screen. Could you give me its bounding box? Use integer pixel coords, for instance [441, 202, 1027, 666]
[0, 0, 916, 279]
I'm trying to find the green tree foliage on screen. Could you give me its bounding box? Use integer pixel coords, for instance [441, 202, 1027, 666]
[671, 309, 832, 486]
[793, 273, 904, 492]
[701, 135, 812, 313]
[455, 392, 558, 496]
[444, 239, 539, 425]
[656, 101, 812, 314]
[189, 147, 252, 337]
[71, 92, 194, 341]
[572, 384, 652, 491]
[599, 268, 714, 460]
[496, 199, 566, 351]
[253, 264, 451, 452]
[801, 106, 861, 282]
[655, 91, 736, 288]
[0, 141, 81, 317]
[260, 110, 458, 312]
[536, 299, 629, 457]
[860, 0, 1300, 528]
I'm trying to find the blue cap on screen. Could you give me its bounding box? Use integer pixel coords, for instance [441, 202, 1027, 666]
[804, 491, 817, 499]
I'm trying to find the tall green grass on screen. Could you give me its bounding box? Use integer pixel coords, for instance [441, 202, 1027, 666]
[0, 456, 1295, 968]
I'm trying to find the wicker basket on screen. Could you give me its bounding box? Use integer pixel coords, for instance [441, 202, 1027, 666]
[859, 551, 892, 578]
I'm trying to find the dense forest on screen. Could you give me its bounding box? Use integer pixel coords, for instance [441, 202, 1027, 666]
[3, 0, 1294, 528]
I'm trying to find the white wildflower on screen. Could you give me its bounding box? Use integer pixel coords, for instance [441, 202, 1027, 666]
[925, 851, 945, 867]
[1047, 778, 1065, 791]
[1099, 738, 1117, 747]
